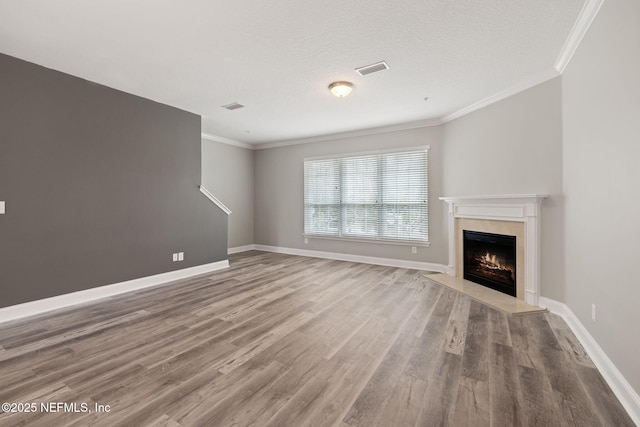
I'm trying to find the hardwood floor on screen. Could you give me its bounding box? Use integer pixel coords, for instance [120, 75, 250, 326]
[0, 251, 634, 426]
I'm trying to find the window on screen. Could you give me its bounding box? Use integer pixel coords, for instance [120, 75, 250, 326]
[304, 147, 428, 243]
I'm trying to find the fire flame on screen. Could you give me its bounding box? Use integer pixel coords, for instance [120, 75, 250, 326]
[484, 252, 506, 270]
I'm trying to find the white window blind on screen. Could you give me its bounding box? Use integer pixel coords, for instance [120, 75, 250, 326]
[304, 158, 340, 235]
[304, 148, 428, 243]
[341, 154, 379, 238]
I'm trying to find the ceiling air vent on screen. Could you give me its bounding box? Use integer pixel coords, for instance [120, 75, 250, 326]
[222, 102, 244, 110]
[355, 61, 389, 76]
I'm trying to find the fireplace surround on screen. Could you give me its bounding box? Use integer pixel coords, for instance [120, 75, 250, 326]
[440, 195, 547, 306]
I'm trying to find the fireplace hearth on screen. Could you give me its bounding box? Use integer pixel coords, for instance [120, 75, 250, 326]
[463, 230, 516, 297]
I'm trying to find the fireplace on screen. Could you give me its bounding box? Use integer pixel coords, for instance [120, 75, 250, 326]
[463, 230, 517, 297]
[440, 195, 546, 305]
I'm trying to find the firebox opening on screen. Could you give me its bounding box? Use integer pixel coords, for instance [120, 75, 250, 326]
[463, 230, 516, 297]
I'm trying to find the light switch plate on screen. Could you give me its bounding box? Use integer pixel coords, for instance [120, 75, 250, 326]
[178, 252, 184, 261]
[0, 201, 5, 214]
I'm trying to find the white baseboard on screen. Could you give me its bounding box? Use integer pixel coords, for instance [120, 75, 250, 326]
[228, 244, 257, 254]
[539, 297, 640, 425]
[0, 260, 230, 324]
[252, 244, 447, 273]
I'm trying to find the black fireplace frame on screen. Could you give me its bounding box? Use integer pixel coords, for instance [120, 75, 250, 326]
[463, 230, 517, 297]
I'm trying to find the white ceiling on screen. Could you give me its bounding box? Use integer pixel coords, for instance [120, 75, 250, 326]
[0, 0, 586, 146]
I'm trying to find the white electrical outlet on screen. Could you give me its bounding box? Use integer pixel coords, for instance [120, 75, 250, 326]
[411, 246, 417, 254]
[172, 253, 178, 262]
[592, 304, 597, 322]
[178, 252, 184, 261]
[0, 201, 5, 215]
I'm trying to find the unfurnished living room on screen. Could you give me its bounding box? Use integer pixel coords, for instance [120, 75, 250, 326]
[1, 1, 639, 426]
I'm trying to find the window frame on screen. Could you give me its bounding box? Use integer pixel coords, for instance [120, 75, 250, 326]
[303, 146, 429, 247]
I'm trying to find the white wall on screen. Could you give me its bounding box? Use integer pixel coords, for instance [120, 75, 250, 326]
[201, 139, 254, 248]
[442, 77, 565, 301]
[254, 126, 447, 265]
[562, 0, 640, 394]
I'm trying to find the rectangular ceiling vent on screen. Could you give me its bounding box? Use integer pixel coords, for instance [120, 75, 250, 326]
[222, 102, 244, 110]
[355, 61, 389, 76]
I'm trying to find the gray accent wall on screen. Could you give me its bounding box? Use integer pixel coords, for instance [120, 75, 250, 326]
[442, 77, 565, 301]
[202, 139, 255, 248]
[0, 53, 228, 308]
[562, 0, 640, 394]
[253, 126, 447, 264]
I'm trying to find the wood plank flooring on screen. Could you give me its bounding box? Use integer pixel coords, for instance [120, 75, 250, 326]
[0, 251, 634, 426]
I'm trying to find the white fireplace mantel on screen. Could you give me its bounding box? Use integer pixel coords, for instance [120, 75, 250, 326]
[440, 194, 547, 306]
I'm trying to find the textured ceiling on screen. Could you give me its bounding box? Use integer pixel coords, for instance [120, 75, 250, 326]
[0, 0, 586, 145]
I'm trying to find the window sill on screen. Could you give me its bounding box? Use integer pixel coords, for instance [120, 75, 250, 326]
[302, 234, 430, 247]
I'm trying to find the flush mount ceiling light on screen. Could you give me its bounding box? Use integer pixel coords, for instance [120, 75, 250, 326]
[328, 81, 353, 98]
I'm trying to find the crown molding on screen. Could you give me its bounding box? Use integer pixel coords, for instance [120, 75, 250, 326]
[205, 0, 603, 151]
[555, 0, 605, 73]
[201, 132, 254, 150]
[253, 118, 442, 150]
[441, 68, 561, 124]
[440, 0, 604, 124]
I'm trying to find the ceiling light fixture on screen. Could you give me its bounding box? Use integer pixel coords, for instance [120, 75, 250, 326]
[328, 81, 353, 98]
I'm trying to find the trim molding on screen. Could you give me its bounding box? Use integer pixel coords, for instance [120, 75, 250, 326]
[201, 132, 254, 150]
[253, 118, 442, 150]
[555, 0, 605, 73]
[441, 68, 560, 124]
[199, 185, 232, 215]
[228, 244, 256, 254]
[0, 260, 230, 324]
[200, 0, 604, 151]
[251, 244, 447, 272]
[539, 297, 640, 426]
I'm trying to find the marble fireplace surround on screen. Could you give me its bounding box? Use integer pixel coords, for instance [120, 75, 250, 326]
[440, 195, 547, 307]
